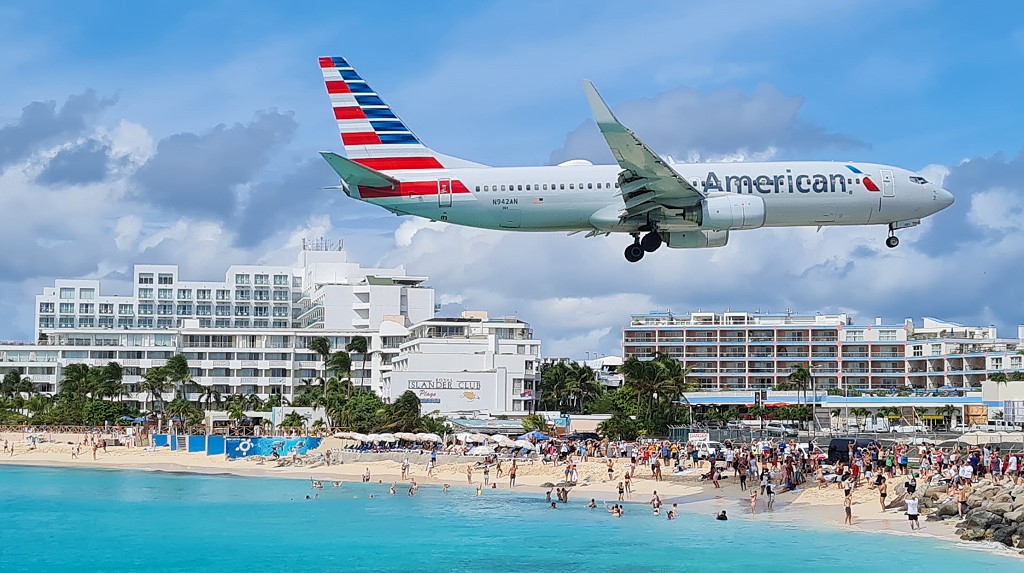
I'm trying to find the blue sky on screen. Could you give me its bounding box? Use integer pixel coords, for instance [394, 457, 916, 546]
[1, 1, 1023, 355]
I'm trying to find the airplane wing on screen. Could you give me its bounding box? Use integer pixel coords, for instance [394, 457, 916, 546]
[582, 81, 705, 220]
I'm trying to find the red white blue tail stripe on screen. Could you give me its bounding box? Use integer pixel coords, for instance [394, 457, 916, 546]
[319, 56, 445, 171]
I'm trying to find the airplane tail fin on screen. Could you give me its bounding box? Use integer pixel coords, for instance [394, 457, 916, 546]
[318, 56, 486, 171]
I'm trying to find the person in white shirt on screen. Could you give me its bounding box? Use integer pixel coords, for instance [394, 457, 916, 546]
[905, 496, 920, 530]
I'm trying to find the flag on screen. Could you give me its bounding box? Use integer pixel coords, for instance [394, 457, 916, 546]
[532, 197, 544, 204]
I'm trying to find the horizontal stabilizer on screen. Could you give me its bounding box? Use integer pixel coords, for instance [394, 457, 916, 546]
[319, 151, 399, 190]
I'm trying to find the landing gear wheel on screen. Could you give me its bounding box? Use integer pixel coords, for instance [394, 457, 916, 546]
[624, 243, 645, 263]
[885, 236, 899, 249]
[640, 231, 663, 253]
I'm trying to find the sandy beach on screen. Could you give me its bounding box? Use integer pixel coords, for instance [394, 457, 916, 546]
[1, 432, 1016, 558]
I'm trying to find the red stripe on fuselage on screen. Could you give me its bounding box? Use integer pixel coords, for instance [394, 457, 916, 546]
[357, 180, 469, 199]
[863, 177, 880, 192]
[325, 80, 350, 94]
[341, 132, 382, 145]
[353, 157, 444, 170]
[334, 106, 366, 120]
[319, 57, 335, 68]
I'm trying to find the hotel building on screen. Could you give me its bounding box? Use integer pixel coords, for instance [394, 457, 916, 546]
[623, 311, 1024, 392]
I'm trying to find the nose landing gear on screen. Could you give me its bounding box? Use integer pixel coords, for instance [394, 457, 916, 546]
[885, 235, 899, 248]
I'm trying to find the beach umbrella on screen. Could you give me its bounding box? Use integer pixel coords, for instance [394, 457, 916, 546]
[378, 433, 398, 442]
[518, 431, 551, 442]
[466, 433, 490, 443]
[455, 432, 473, 442]
[418, 433, 442, 443]
[395, 432, 418, 441]
[349, 432, 368, 442]
[491, 435, 514, 446]
[468, 445, 495, 455]
[513, 440, 535, 450]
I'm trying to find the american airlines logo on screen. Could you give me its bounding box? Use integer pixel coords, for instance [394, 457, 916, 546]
[702, 165, 875, 195]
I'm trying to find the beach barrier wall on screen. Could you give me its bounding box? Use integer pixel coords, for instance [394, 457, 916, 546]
[187, 435, 206, 453]
[169, 436, 178, 451]
[152, 434, 169, 447]
[206, 435, 226, 456]
[332, 452, 488, 466]
[225, 437, 322, 460]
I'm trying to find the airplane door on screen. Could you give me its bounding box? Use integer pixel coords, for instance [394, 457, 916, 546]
[499, 208, 521, 229]
[880, 170, 895, 197]
[437, 178, 452, 208]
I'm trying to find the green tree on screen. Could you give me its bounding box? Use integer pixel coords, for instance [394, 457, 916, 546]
[60, 363, 91, 397]
[279, 411, 307, 430]
[1, 371, 33, 398]
[141, 367, 171, 412]
[307, 336, 332, 383]
[346, 336, 369, 390]
[162, 354, 192, 399]
[598, 413, 642, 440]
[936, 404, 958, 429]
[386, 390, 421, 432]
[340, 390, 387, 433]
[850, 407, 871, 428]
[197, 384, 223, 411]
[788, 363, 812, 406]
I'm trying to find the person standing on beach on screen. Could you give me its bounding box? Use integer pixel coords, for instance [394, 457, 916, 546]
[749, 489, 757, 515]
[466, 464, 473, 484]
[401, 457, 410, 480]
[844, 493, 852, 525]
[483, 465, 490, 486]
[624, 472, 632, 496]
[878, 475, 888, 511]
[906, 495, 920, 530]
[509, 463, 517, 488]
[617, 481, 624, 502]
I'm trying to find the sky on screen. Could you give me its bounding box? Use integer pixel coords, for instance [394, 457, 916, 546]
[1, 1, 1024, 357]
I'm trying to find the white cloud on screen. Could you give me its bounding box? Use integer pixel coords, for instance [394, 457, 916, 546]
[966, 188, 1024, 232]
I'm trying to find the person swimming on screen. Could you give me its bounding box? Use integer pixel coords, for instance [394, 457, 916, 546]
[442, 484, 450, 493]
[587, 499, 597, 509]
[389, 482, 397, 495]
[716, 510, 728, 521]
[549, 502, 557, 509]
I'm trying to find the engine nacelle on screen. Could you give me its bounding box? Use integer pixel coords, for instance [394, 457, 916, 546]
[684, 193, 766, 230]
[665, 230, 729, 249]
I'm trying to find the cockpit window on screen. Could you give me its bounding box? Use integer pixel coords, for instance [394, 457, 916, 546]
[909, 176, 928, 184]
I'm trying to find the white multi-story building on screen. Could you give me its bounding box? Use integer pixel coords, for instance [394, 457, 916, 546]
[386, 311, 540, 416]
[6, 242, 436, 403]
[623, 310, 1024, 392]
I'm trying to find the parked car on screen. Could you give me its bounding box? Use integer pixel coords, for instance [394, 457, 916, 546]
[968, 420, 1023, 433]
[889, 425, 928, 434]
[692, 440, 726, 460]
[762, 421, 799, 438]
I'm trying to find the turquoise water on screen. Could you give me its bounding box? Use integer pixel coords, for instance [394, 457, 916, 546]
[0, 465, 1019, 572]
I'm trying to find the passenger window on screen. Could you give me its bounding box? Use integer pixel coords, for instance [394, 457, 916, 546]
[543, 184, 548, 190]
[614, 182, 619, 188]
[596, 183, 602, 189]
[569, 183, 574, 189]
[475, 186, 480, 192]
[560, 184, 565, 190]
[500, 185, 506, 191]
[526, 184, 531, 191]
[856, 178, 861, 184]
[588, 183, 593, 189]
[517, 185, 523, 191]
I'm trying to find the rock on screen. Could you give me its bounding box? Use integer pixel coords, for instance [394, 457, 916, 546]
[960, 527, 987, 541]
[989, 502, 1014, 515]
[955, 528, 965, 535]
[967, 510, 1004, 529]
[933, 501, 960, 518]
[969, 499, 983, 509]
[993, 494, 1014, 504]
[540, 482, 554, 488]
[1004, 510, 1024, 523]
[991, 525, 1015, 546]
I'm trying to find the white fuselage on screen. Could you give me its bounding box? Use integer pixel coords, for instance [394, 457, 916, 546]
[355, 161, 953, 234]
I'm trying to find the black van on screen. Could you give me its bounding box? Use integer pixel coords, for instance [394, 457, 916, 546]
[826, 438, 878, 464]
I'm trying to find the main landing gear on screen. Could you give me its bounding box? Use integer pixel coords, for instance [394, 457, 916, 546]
[624, 231, 662, 262]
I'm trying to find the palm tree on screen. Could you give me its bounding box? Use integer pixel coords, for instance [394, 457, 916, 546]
[162, 354, 192, 399]
[103, 362, 124, 401]
[60, 363, 91, 397]
[346, 336, 369, 390]
[850, 407, 870, 429]
[748, 404, 770, 429]
[197, 384, 223, 411]
[141, 367, 171, 412]
[307, 336, 332, 383]
[327, 351, 353, 397]
[913, 406, 929, 425]
[936, 404, 958, 429]
[788, 363, 812, 407]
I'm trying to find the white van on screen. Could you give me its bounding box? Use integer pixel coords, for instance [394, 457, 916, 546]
[968, 420, 1022, 432]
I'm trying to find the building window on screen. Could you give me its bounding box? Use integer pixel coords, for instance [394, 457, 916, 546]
[846, 332, 864, 342]
[177, 304, 192, 315]
[39, 316, 55, 328]
[157, 304, 174, 316]
[216, 289, 230, 301]
[158, 288, 172, 299]
[235, 290, 251, 301]
[117, 318, 133, 328]
[255, 274, 269, 285]
[177, 289, 192, 300]
[138, 273, 154, 285]
[79, 317, 94, 327]
[272, 306, 288, 317]
[235, 274, 250, 285]
[234, 306, 250, 316]
[234, 319, 250, 328]
[59, 288, 75, 299]
[157, 318, 174, 328]
[138, 304, 154, 315]
[273, 320, 288, 328]
[139, 288, 154, 299]
[59, 303, 74, 314]
[196, 289, 211, 300]
[80, 288, 95, 300]
[253, 319, 269, 328]
[215, 305, 231, 316]
[879, 330, 897, 342]
[254, 306, 269, 317]
[215, 319, 230, 328]
[118, 304, 134, 315]
[137, 317, 153, 327]
[98, 316, 114, 328]
[78, 303, 93, 314]
[158, 273, 173, 285]
[993, 357, 1003, 370]
[98, 304, 113, 314]
[274, 275, 289, 286]
[930, 344, 942, 355]
[39, 302, 55, 313]
[273, 290, 289, 301]
[196, 305, 212, 316]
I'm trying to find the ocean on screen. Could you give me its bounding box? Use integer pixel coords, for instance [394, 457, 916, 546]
[0, 465, 1019, 572]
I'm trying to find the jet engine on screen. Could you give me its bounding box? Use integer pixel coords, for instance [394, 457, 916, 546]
[683, 194, 766, 231]
[665, 230, 729, 249]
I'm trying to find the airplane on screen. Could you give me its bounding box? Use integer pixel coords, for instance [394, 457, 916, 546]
[317, 56, 954, 262]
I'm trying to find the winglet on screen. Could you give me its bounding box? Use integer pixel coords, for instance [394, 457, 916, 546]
[319, 151, 399, 197]
[581, 80, 621, 127]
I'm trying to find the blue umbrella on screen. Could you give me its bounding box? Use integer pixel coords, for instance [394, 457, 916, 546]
[118, 415, 134, 421]
[518, 431, 551, 441]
